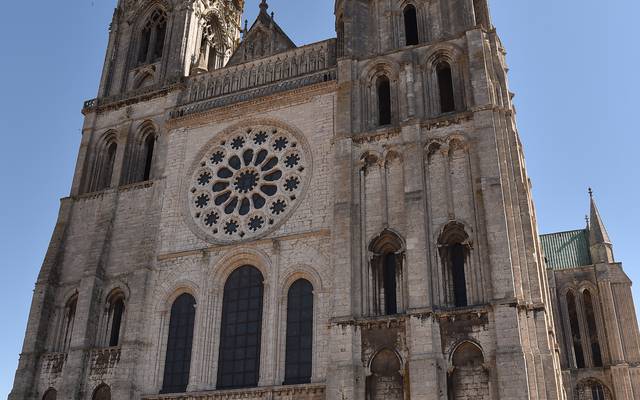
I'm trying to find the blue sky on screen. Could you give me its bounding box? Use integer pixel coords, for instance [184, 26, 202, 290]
[0, 0, 638, 396]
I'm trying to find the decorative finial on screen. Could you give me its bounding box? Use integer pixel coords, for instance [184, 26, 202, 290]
[259, 0, 268, 13]
[588, 187, 593, 198]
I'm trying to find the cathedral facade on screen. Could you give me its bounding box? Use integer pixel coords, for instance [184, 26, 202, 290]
[9, 0, 640, 399]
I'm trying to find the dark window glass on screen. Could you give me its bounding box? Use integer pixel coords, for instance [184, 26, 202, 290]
[284, 279, 314, 385]
[377, 76, 391, 126]
[451, 244, 467, 307]
[109, 298, 125, 347]
[436, 62, 456, 113]
[217, 266, 264, 390]
[566, 291, 585, 368]
[383, 253, 398, 315]
[161, 293, 196, 394]
[138, 10, 167, 64]
[583, 290, 603, 367]
[92, 384, 111, 400]
[143, 134, 155, 181]
[42, 389, 57, 400]
[403, 5, 419, 46]
[591, 383, 605, 400]
[99, 142, 117, 191]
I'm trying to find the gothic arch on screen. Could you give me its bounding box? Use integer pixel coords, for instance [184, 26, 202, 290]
[422, 45, 468, 116]
[209, 248, 272, 292]
[366, 348, 405, 400]
[574, 378, 612, 400]
[280, 265, 324, 298]
[368, 229, 406, 316]
[87, 130, 119, 193]
[438, 221, 472, 308]
[101, 288, 127, 347]
[92, 383, 111, 400]
[361, 60, 401, 129]
[448, 341, 489, 400]
[127, 0, 172, 25]
[42, 388, 57, 400]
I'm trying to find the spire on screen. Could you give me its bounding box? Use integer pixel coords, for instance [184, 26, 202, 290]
[588, 188, 611, 245]
[587, 188, 614, 263]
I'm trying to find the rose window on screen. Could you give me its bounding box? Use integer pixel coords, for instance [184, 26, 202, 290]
[188, 125, 309, 243]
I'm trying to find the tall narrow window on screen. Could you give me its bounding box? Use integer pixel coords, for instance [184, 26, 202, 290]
[383, 253, 398, 315]
[438, 222, 470, 308]
[403, 5, 419, 46]
[337, 17, 345, 57]
[451, 244, 468, 307]
[162, 293, 196, 394]
[566, 291, 585, 368]
[108, 296, 125, 347]
[61, 296, 77, 353]
[591, 383, 606, 400]
[142, 133, 155, 181]
[369, 230, 404, 316]
[92, 384, 111, 400]
[449, 343, 489, 400]
[42, 388, 57, 400]
[217, 266, 264, 390]
[583, 290, 603, 367]
[138, 9, 167, 65]
[95, 141, 117, 192]
[377, 75, 391, 126]
[284, 279, 314, 385]
[436, 62, 456, 113]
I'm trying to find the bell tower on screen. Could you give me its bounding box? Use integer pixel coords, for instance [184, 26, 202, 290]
[329, 0, 565, 399]
[98, 0, 244, 98]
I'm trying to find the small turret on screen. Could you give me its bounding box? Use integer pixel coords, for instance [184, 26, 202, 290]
[588, 188, 615, 263]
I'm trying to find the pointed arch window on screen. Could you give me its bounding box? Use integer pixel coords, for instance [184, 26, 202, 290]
[376, 75, 392, 126]
[438, 223, 469, 308]
[436, 61, 456, 113]
[161, 293, 196, 394]
[195, 16, 226, 73]
[106, 293, 125, 347]
[403, 5, 419, 46]
[142, 130, 156, 182]
[284, 279, 314, 385]
[42, 388, 57, 400]
[91, 140, 118, 192]
[566, 291, 585, 369]
[92, 384, 111, 400]
[336, 16, 345, 57]
[60, 295, 78, 353]
[583, 290, 603, 367]
[138, 9, 167, 65]
[369, 231, 404, 316]
[217, 266, 264, 390]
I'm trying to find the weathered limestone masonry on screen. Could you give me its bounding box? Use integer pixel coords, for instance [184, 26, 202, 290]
[9, 0, 640, 399]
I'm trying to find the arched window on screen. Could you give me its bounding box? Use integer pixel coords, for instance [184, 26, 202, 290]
[438, 223, 469, 308]
[161, 293, 196, 394]
[284, 279, 314, 385]
[369, 231, 404, 316]
[436, 61, 456, 113]
[448, 342, 489, 400]
[403, 5, 419, 46]
[575, 379, 612, 400]
[217, 266, 264, 390]
[376, 75, 392, 126]
[142, 131, 155, 182]
[138, 9, 167, 65]
[194, 16, 226, 73]
[61, 295, 77, 353]
[366, 349, 404, 400]
[583, 290, 603, 367]
[92, 140, 118, 192]
[566, 291, 585, 368]
[92, 384, 111, 400]
[42, 388, 57, 400]
[106, 293, 125, 347]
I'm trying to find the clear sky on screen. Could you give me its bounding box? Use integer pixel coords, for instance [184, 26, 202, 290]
[0, 0, 638, 396]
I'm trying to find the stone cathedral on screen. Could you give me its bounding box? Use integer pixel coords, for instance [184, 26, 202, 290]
[9, 0, 640, 399]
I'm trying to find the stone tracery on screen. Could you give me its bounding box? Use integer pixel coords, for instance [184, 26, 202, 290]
[188, 124, 308, 243]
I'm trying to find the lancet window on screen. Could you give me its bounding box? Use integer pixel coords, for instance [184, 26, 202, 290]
[403, 5, 419, 46]
[138, 9, 167, 65]
[437, 61, 456, 113]
[369, 231, 404, 316]
[284, 279, 314, 385]
[161, 293, 196, 394]
[377, 75, 392, 126]
[438, 222, 470, 308]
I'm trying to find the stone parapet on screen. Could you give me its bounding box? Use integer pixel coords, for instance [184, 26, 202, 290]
[141, 384, 325, 400]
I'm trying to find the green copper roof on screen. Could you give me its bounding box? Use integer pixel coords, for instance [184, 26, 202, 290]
[540, 229, 593, 270]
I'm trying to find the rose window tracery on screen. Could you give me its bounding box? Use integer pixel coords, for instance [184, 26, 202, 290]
[188, 125, 309, 243]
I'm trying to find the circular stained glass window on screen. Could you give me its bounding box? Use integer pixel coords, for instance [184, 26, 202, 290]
[187, 124, 309, 243]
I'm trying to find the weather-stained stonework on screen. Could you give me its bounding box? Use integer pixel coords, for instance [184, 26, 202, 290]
[186, 122, 311, 243]
[10, 0, 640, 399]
